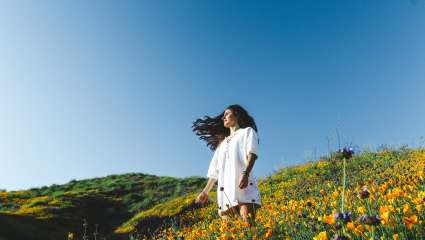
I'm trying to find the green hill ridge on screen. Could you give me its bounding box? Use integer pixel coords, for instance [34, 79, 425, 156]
[1, 146, 424, 240]
[0, 173, 207, 240]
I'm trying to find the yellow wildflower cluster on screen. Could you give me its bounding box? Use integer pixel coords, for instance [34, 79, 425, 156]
[140, 149, 425, 239]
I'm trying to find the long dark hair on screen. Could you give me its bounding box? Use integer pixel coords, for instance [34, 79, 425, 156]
[191, 104, 258, 151]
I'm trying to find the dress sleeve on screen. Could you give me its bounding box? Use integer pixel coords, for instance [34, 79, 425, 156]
[206, 145, 220, 180]
[245, 127, 259, 157]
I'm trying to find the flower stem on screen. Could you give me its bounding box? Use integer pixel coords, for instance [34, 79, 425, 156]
[341, 157, 346, 213]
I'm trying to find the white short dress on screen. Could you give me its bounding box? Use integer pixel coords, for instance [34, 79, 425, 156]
[206, 126, 262, 215]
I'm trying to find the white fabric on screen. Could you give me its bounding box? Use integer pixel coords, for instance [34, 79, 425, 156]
[206, 126, 262, 215]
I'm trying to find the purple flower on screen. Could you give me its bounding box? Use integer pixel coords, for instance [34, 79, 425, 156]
[358, 214, 368, 223]
[338, 146, 354, 159]
[334, 211, 352, 223]
[358, 186, 370, 199]
[342, 212, 352, 223]
[332, 234, 350, 240]
[359, 214, 381, 225]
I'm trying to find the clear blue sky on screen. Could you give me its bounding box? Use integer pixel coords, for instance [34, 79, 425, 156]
[1, 1, 425, 191]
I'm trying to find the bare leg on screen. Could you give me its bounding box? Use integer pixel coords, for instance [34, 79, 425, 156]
[220, 205, 240, 221]
[239, 203, 257, 227]
[219, 209, 229, 221]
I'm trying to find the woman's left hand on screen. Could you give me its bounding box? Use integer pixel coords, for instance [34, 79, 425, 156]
[238, 174, 249, 189]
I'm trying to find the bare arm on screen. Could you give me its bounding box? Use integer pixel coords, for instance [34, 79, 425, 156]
[243, 153, 258, 176]
[202, 178, 217, 194]
[196, 178, 217, 204]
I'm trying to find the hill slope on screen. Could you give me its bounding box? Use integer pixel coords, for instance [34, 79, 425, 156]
[1, 147, 424, 239]
[0, 173, 207, 240]
[116, 147, 425, 240]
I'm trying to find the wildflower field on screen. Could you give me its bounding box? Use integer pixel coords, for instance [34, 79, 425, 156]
[126, 147, 424, 240]
[0, 147, 423, 240]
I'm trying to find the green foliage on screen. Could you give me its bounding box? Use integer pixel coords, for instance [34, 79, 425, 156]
[1, 147, 424, 239]
[0, 172, 208, 239]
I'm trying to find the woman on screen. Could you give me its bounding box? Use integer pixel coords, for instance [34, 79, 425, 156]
[193, 104, 262, 226]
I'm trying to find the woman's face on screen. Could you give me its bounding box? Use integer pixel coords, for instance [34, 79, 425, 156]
[222, 109, 238, 128]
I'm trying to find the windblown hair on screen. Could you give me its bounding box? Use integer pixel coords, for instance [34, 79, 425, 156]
[191, 104, 258, 151]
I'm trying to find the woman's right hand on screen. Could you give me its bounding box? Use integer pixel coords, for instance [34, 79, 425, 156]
[195, 191, 208, 204]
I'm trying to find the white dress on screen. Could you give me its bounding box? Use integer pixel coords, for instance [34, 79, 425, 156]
[206, 126, 262, 215]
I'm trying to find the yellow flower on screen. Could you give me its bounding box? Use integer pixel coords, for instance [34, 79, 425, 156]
[332, 190, 339, 199]
[379, 205, 391, 225]
[313, 231, 328, 240]
[353, 224, 364, 236]
[402, 204, 411, 214]
[380, 210, 390, 225]
[217, 233, 229, 240]
[386, 188, 404, 200]
[403, 215, 418, 230]
[393, 233, 399, 240]
[357, 206, 366, 215]
[208, 223, 216, 232]
[322, 214, 335, 225]
[380, 182, 389, 193]
[347, 222, 355, 231]
[417, 170, 424, 180]
[265, 228, 273, 238]
[412, 197, 423, 205]
[219, 222, 228, 233]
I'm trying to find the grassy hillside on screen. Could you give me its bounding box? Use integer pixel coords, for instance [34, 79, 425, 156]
[117, 147, 425, 240]
[1, 147, 424, 240]
[0, 173, 207, 240]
